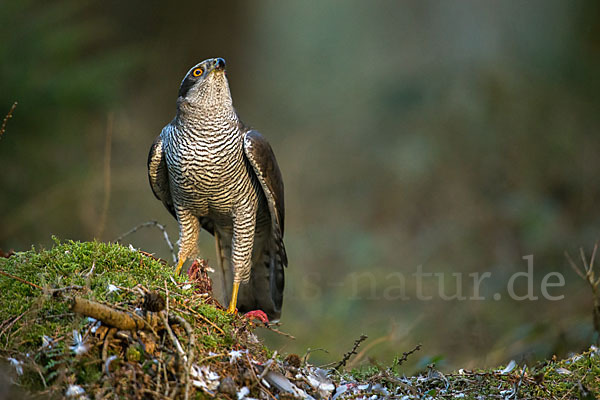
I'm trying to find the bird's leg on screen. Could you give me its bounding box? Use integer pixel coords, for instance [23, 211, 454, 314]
[175, 257, 187, 275]
[174, 210, 200, 275]
[227, 282, 240, 314]
[227, 207, 256, 314]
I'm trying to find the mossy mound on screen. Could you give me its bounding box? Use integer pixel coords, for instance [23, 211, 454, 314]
[0, 239, 269, 399]
[0, 239, 599, 399]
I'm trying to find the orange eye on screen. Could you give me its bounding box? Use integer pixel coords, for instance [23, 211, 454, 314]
[192, 68, 203, 77]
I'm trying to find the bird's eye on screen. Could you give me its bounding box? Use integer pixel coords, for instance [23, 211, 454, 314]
[192, 68, 203, 77]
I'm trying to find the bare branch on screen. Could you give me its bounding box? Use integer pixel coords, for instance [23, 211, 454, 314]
[565, 251, 586, 280]
[566, 243, 600, 341]
[590, 242, 598, 273]
[114, 221, 177, 263]
[580, 247, 589, 275]
[393, 343, 422, 368]
[0, 101, 17, 139]
[331, 334, 368, 371]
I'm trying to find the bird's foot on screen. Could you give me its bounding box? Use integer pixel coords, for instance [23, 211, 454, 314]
[244, 310, 269, 325]
[226, 303, 237, 314]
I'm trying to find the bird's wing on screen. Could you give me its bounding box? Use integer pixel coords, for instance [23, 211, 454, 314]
[242, 129, 287, 320]
[242, 129, 287, 266]
[147, 134, 176, 219]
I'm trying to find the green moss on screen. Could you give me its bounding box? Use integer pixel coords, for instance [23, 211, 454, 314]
[199, 334, 220, 349]
[76, 359, 103, 384]
[348, 364, 382, 381]
[0, 238, 275, 397]
[126, 345, 142, 362]
[536, 349, 600, 397]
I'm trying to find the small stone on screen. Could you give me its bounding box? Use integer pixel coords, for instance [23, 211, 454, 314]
[218, 376, 237, 397]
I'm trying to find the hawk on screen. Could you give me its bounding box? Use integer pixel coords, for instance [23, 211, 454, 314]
[148, 58, 287, 320]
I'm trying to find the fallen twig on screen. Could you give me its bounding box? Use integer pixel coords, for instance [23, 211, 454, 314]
[175, 300, 225, 335]
[258, 351, 278, 381]
[71, 297, 149, 331]
[0, 269, 43, 290]
[169, 314, 195, 400]
[0, 311, 27, 342]
[48, 285, 84, 294]
[245, 353, 277, 400]
[101, 327, 117, 362]
[0, 269, 83, 295]
[160, 310, 185, 400]
[160, 312, 185, 359]
[263, 325, 296, 340]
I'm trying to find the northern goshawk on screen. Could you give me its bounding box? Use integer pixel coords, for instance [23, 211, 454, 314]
[148, 58, 287, 320]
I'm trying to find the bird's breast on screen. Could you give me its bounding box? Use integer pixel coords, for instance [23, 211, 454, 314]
[164, 127, 252, 217]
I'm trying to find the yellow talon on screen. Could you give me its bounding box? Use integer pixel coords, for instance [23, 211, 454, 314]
[175, 257, 186, 275]
[227, 282, 240, 314]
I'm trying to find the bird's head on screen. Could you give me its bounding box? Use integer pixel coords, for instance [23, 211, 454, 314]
[176, 58, 233, 112]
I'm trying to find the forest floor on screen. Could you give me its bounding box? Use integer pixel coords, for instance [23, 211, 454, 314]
[0, 239, 598, 399]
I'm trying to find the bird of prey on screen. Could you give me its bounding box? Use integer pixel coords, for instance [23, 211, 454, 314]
[148, 58, 287, 320]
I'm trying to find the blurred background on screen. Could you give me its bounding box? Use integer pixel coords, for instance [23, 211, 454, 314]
[1, 0, 600, 372]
